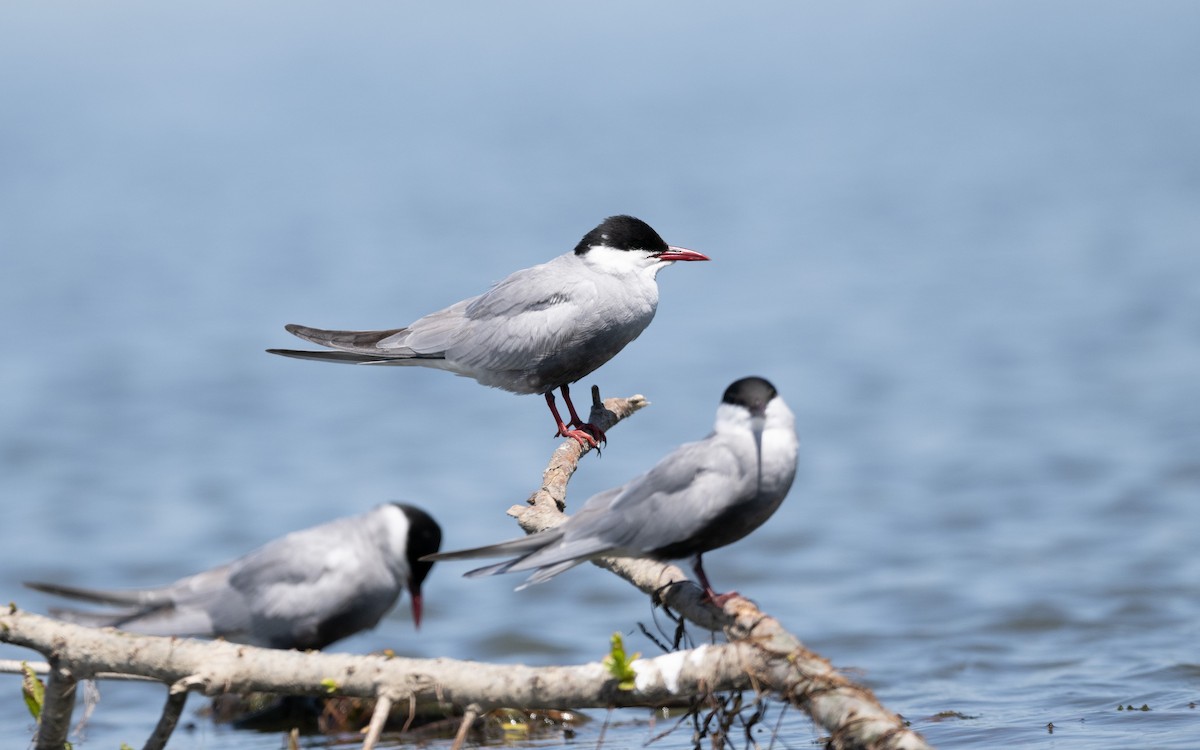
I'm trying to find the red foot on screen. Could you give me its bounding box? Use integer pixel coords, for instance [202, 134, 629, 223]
[557, 426, 600, 449]
[561, 384, 607, 446]
[704, 589, 742, 608]
[570, 421, 606, 445]
[692, 554, 740, 607]
[545, 389, 606, 450]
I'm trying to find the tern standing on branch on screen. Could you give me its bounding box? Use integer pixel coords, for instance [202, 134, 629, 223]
[27, 503, 442, 650]
[268, 215, 709, 447]
[425, 377, 798, 604]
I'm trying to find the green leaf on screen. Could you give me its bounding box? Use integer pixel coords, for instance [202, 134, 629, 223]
[21, 663, 44, 721]
[320, 678, 340, 694]
[601, 632, 640, 691]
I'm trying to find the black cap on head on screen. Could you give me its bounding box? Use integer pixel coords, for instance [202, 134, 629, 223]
[574, 215, 670, 256]
[722, 376, 778, 416]
[394, 503, 443, 591]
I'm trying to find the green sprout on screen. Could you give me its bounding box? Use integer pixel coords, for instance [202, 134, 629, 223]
[602, 632, 640, 691]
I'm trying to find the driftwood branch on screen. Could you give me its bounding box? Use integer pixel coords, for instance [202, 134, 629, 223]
[2, 390, 931, 750]
[145, 678, 195, 750]
[34, 658, 77, 750]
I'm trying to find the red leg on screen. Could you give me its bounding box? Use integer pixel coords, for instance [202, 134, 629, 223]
[559, 384, 606, 445]
[544, 392, 598, 448]
[693, 554, 739, 607]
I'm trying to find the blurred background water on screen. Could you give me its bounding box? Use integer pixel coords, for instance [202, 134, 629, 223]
[2, 1, 1199, 747]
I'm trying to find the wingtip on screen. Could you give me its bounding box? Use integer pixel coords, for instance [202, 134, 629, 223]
[23, 580, 115, 604]
[268, 323, 314, 355]
[282, 323, 325, 342]
[23, 580, 84, 597]
[265, 348, 305, 359]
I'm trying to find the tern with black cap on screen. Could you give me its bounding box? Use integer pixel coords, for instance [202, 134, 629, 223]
[27, 503, 442, 650]
[425, 377, 798, 604]
[268, 215, 709, 447]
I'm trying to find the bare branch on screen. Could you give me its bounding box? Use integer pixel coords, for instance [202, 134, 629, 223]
[503, 394, 931, 750]
[33, 659, 76, 750]
[1, 392, 932, 750]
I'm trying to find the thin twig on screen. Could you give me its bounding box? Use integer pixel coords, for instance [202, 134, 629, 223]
[450, 703, 480, 750]
[401, 692, 417, 733]
[142, 679, 194, 750]
[1, 658, 157, 681]
[361, 692, 394, 750]
[595, 706, 612, 750]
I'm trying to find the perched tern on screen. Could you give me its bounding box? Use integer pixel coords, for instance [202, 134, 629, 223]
[26, 503, 442, 650]
[424, 377, 798, 603]
[267, 215, 709, 447]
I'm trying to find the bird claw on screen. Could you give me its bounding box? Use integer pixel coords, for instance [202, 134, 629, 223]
[705, 589, 741, 608]
[557, 425, 603, 453]
[571, 421, 607, 446]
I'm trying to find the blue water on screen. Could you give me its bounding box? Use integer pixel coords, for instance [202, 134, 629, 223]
[3, 2, 1199, 748]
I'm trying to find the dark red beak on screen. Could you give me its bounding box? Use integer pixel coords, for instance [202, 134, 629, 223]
[657, 246, 710, 262]
[410, 592, 423, 630]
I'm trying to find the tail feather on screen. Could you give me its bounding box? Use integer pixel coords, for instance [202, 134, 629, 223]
[266, 348, 409, 365]
[515, 559, 585, 590]
[48, 604, 168, 629]
[25, 580, 170, 608]
[438, 529, 591, 589]
[285, 324, 411, 354]
[463, 556, 585, 587]
[29, 581, 228, 639]
[48, 602, 223, 641]
[268, 323, 449, 364]
[422, 530, 562, 563]
[463, 560, 522, 578]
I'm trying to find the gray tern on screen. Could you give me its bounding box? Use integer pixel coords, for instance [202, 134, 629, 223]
[26, 503, 442, 650]
[267, 215, 709, 447]
[424, 377, 798, 603]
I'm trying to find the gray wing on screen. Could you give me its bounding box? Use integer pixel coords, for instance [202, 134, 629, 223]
[24, 580, 174, 608]
[26, 567, 234, 639]
[219, 519, 402, 648]
[113, 567, 236, 638]
[267, 323, 438, 363]
[27, 514, 399, 648]
[268, 252, 650, 395]
[268, 255, 590, 363]
[265, 259, 598, 377]
[429, 438, 751, 589]
[438, 256, 609, 373]
[501, 435, 751, 574]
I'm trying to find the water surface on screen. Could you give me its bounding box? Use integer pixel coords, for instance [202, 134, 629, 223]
[2, 2, 1199, 748]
